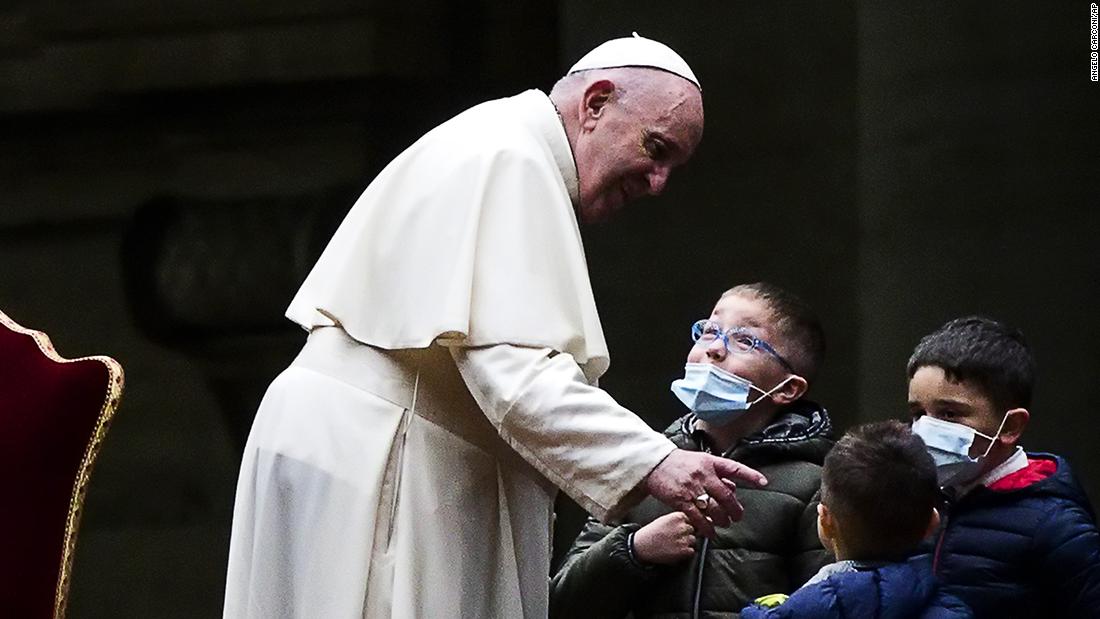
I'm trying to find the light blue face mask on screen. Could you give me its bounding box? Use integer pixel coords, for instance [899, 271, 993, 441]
[911, 414, 1008, 488]
[670, 363, 791, 425]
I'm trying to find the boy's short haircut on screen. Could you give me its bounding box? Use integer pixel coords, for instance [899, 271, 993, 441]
[906, 316, 1036, 411]
[821, 420, 938, 560]
[722, 282, 825, 382]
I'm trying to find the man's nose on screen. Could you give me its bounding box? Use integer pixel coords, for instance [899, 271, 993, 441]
[646, 166, 670, 195]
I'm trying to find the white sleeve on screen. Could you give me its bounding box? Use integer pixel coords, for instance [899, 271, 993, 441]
[449, 343, 676, 522]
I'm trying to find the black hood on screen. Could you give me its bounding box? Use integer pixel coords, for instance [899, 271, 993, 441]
[668, 399, 835, 468]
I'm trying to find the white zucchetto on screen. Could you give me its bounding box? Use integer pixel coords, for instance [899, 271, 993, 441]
[567, 32, 700, 90]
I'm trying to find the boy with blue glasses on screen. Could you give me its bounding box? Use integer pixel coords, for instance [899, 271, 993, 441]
[551, 283, 833, 618]
[907, 316, 1100, 617]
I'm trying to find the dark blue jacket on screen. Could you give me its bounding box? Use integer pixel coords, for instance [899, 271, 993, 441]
[913, 453, 1100, 618]
[740, 558, 972, 619]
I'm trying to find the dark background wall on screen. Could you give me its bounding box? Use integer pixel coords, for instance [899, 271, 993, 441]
[0, 2, 1095, 616]
[854, 2, 1100, 498]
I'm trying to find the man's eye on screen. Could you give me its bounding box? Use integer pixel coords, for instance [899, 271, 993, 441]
[644, 139, 667, 160]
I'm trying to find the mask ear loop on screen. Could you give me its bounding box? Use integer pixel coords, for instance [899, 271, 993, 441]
[977, 410, 1012, 458]
[747, 375, 796, 407]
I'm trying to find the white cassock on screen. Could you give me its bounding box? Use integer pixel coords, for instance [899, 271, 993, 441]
[223, 90, 677, 618]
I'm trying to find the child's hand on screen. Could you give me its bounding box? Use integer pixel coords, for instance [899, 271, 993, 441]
[633, 512, 698, 565]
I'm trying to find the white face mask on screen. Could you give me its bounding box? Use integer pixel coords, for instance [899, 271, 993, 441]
[911, 414, 1009, 488]
[670, 363, 792, 426]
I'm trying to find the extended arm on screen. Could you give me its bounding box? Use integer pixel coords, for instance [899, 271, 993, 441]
[450, 344, 767, 531]
[449, 343, 675, 520]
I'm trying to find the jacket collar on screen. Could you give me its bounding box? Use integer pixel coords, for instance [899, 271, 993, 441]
[682, 399, 833, 457]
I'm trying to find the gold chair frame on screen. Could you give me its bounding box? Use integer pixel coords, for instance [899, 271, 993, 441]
[0, 310, 124, 618]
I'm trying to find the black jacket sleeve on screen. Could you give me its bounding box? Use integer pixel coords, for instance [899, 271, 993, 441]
[550, 518, 658, 619]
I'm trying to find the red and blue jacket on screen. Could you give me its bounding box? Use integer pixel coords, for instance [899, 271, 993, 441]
[916, 453, 1100, 618]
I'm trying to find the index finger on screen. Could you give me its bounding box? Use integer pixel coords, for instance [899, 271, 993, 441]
[713, 458, 768, 488]
[704, 480, 743, 523]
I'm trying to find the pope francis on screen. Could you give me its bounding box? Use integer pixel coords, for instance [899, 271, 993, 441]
[224, 34, 768, 618]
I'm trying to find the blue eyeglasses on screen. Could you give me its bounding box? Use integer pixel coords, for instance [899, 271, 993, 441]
[690, 319, 796, 374]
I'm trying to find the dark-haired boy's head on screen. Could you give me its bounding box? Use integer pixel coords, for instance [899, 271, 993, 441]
[906, 316, 1035, 412]
[818, 420, 939, 561]
[906, 316, 1033, 474]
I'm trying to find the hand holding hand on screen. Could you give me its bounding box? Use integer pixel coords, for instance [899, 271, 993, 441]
[644, 449, 767, 538]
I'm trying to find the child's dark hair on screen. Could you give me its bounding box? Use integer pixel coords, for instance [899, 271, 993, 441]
[723, 282, 825, 381]
[907, 316, 1036, 410]
[821, 420, 938, 560]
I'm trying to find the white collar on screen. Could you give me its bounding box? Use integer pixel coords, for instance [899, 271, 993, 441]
[979, 446, 1028, 487]
[520, 90, 580, 206]
[953, 446, 1027, 498]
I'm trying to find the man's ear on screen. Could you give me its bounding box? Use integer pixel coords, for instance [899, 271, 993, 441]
[579, 79, 615, 130]
[998, 408, 1029, 445]
[771, 375, 808, 405]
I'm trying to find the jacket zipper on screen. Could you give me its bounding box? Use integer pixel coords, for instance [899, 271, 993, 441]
[692, 536, 709, 619]
[932, 509, 950, 574]
[691, 442, 715, 619]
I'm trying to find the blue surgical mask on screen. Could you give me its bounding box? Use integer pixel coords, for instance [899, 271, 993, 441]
[911, 414, 1008, 488]
[670, 363, 791, 425]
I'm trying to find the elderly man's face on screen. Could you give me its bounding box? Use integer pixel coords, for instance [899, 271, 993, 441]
[573, 72, 704, 223]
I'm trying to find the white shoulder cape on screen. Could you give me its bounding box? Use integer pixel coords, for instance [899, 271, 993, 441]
[286, 90, 610, 382]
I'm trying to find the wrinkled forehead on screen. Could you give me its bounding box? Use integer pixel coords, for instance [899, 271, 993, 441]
[619, 69, 704, 146]
[649, 77, 704, 145]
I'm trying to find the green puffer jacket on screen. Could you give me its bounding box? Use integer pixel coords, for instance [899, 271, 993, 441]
[550, 401, 835, 619]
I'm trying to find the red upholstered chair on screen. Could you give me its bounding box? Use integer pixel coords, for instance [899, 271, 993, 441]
[0, 310, 124, 618]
